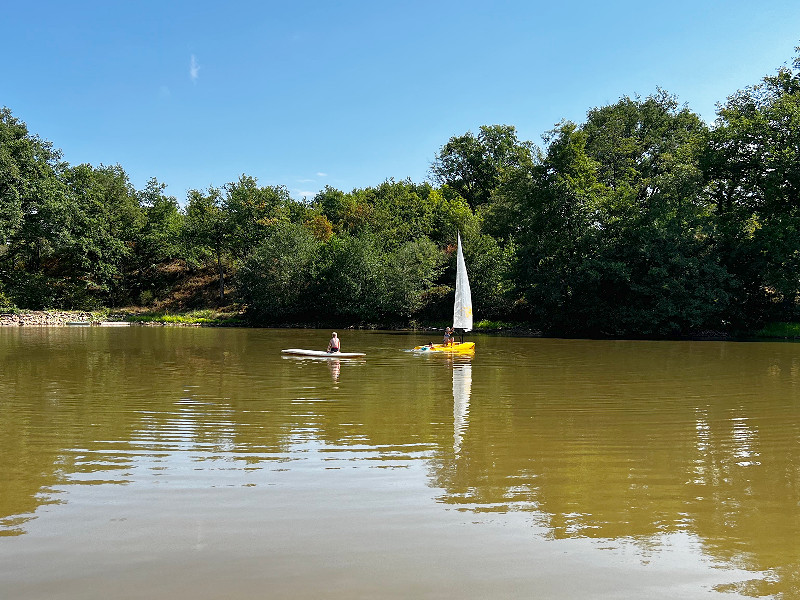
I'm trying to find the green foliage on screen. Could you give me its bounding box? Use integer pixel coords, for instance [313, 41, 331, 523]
[182, 187, 230, 302]
[313, 179, 476, 247]
[462, 233, 516, 320]
[755, 322, 800, 338]
[125, 309, 244, 325]
[6, 271, 101, 310]
[6, 48, 800, 335]
[383, 237, 447, 319]
[238, 228, 447, 325]
[0, 288, 16, 311]
[474, 319, 516, 330]
[224, 175, 293, 259]
[0, 107, 64, 246]
[137, 179, 183, 261]
[507, 91, 731, 336]
[704, 55, 800, 327]
[128, 178, 184, 300]
[314, 232, 387, 322]
[431, 124, 535, 208]
[58, 163, 142, 305]
[236, 223, 322, 323]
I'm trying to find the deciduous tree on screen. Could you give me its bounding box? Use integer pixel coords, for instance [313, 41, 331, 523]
[431, 124, 534, 209]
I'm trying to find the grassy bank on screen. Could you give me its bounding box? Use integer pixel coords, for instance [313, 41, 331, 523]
[120, 308, 247, 326]
[754, 322, 800, 339]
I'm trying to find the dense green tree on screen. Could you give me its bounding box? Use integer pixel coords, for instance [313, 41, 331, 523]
[238, 230, 447, 325]
[704, 53, 800, 326]
[57, 163, 142, 306]
[5, 162, 144, 309]
[579, 92, 729, 335]
[236, 223, 321, 323]
[0, 108, 64, 246]
[347, 180, 435, 244]
[0, 108, 71, 307]
[510, 93, 730, 335]
[131, 178, 183, 301]
[313, 180, 477, 248]
[224, 175, 294, 260]
[430, 124, 535, 209]
[183, 187, 230, 303]
[383, 237, 447, 320]
[312, 186, 352, 232]
[314, 233, 387, 322]
[505, 122, 604, 328]
[137, 179, 182, 263]
[462, 232, 516, 321]
[424, 186, 477, 245]
[3, 175, 69, 307]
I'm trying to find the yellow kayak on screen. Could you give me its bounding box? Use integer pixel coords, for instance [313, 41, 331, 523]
[412, 342, 475, 354]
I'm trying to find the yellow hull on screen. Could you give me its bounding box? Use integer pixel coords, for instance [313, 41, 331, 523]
[413, 342, 475, 353]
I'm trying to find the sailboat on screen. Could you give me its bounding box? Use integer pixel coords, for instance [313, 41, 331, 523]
[413, 233, 475, 354]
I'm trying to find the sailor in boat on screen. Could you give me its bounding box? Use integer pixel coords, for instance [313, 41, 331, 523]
[443, 327, 454, 346]
[327, 332, 341, 353]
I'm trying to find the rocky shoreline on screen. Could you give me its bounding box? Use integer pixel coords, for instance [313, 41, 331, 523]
[0, 310, 211, 327]
[0, 311, 101, 326]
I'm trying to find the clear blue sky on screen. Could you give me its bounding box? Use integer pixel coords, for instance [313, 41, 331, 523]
[4, 1, 799, 202]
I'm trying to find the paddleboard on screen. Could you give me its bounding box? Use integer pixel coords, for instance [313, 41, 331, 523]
[281, 348, 366, 358]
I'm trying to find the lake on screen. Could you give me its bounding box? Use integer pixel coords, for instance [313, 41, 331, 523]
[1, 326, 798, 599]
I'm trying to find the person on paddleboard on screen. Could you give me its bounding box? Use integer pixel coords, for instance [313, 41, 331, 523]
[327, 332, 341, 353]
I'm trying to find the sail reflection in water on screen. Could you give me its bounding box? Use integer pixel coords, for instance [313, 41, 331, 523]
[453, 362, 471, 455]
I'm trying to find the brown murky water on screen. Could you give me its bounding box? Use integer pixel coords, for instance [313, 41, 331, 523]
[1, 327, 798, 599]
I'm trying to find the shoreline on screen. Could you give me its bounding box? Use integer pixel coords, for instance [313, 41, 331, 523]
[0, 309, 544, 335]
[1, 310, 98, 327]
[0, 310, 207, 327]
[0, 310, 769, 342]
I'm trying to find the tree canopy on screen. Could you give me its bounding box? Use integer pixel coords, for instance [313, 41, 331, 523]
[3, 50, 800, 336]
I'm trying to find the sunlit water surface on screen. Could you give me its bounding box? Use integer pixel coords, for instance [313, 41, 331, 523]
[1, 327, 799, 599]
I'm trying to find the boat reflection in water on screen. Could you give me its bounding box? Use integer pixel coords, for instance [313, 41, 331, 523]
[280, 353, 363, 387]
[453, 362, 471, 455]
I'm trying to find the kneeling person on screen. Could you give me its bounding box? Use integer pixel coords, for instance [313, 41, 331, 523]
[327, 332, 341, 353]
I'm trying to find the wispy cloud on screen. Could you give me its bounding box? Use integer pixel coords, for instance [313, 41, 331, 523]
[295, 189, 316, 200]
[316, 172, 327, 178]
[190, 54, 200, 82]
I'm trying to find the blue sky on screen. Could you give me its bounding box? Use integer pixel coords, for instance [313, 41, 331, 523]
[4, 1, 800, 202]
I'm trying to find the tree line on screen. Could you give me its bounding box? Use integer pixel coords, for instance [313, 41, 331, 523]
[3, 51, 800, 336]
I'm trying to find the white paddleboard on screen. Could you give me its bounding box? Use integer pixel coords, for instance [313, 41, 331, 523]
[281, 348, 366, 358]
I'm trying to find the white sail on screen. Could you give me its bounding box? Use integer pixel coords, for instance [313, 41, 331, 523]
[453, 233, 473, 331]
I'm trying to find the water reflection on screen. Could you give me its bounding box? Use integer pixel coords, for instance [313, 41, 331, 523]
[1, 329, 800, 597]
[453, 363, 471, 455]
[329, 359, 341, 383]
[280, 354, 364, 373]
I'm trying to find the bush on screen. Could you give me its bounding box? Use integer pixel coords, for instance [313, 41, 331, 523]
[0, 289, 16, 312]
